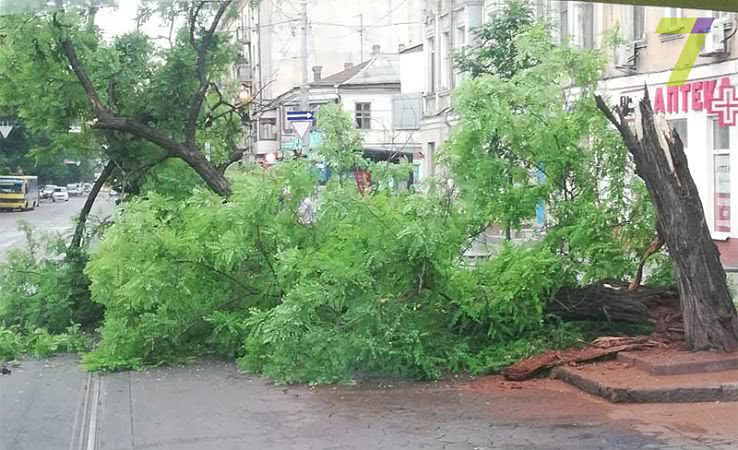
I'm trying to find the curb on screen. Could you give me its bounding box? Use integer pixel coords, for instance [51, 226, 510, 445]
[552, 366, 738, 403]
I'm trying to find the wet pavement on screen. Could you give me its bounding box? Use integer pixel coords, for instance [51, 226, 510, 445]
[0, 357, 88, 450]
[0, 196, 114, 261]
[2, 357, 737, 450]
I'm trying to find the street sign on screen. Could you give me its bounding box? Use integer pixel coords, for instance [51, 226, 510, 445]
[0, 125, 13, 139]
[291, 121, 312, 139]
[287, 111, 315, 122]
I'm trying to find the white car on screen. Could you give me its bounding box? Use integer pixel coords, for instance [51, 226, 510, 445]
[52, 187, 70, 202]
[41, 185, 57, 200]
[66, 184, 82, 196]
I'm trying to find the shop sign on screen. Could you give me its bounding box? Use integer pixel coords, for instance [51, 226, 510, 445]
[653, 76, 738, 128]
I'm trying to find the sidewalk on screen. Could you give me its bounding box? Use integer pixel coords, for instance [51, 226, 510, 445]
[3, 357, 738, 449]
[0, 356, 87, 450]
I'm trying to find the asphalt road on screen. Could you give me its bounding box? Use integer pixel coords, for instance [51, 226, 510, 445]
[0, 196, 114, 262]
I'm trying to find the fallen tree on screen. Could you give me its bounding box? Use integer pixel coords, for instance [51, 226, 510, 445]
[547, 281, 682, 336]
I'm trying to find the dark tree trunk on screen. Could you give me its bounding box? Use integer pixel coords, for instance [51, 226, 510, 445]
[595, 91, 738, 352]
[70, 159, 115, 250]
[548, 282, 683, 338]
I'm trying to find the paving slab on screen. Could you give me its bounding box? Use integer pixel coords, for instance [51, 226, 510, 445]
[0, 355, 87, 450]
[618, 350, 738, 376]
[553, 361, 738, 403]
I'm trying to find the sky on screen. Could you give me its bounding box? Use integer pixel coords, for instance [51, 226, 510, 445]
[95, 0, 171, 41]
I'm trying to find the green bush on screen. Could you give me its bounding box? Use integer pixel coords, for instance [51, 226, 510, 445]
[0, 325, 91, 362]
[0, 224, 103, 334]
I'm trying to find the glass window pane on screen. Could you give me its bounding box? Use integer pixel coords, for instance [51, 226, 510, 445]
[714, 154, 731, 232]
[714, 120, 731, 150]
[668, 119, 688, 148]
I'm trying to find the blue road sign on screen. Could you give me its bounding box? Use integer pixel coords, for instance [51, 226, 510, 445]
[287, 111, 315, 122]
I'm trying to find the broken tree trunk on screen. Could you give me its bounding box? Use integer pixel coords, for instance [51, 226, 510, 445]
[548, 282, 680, 326]
[595, 90, 738, 352]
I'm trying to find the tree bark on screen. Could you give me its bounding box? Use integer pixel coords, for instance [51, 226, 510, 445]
[548, 282, 680, 328]
[70, 159, 115, 250]
[595, 90, 738, 352]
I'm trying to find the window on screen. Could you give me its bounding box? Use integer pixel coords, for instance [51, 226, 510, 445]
[559, 3, 569, 45]
[355, 102, 371, 129]
[427, 142, 436, 178]
[455, 26, 466, 49]
[428, 37, 436, 93]
[577, 3, 594, 49]
[633, 6, 645, 42]
[668, 119, 688, 148]
[441, 32, 450, 90]
[665, 7, 682, 18]
[259, 118, 277, 141]
[714, 11, 732, 20]
[714, 120, 730, 150]
[392, 94, 422, 130]
[713, 119, 731, 233]
[535, 0, 547, 21]
[661, 7, 686, 36]
[454, 26, 466, 86]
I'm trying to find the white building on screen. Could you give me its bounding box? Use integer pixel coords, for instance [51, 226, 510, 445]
[258, 49, 423, 174]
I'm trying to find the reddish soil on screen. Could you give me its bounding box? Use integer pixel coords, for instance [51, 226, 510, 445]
[461, 374, 738, 448]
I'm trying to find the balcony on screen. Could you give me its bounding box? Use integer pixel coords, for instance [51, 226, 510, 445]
[423, 91, 452, 117]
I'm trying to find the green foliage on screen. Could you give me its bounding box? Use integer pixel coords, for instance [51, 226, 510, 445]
[446, 22, 656, 287]
[314, 103, 367, 174]
[80, 163, 578, 382]
[0, 223, 103, 334]
[0, 325, 91, 362]
[455, 0, 536, 79]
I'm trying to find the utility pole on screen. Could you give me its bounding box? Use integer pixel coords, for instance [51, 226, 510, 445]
[299, 0, 310, 156]
[359, 13, 364, 62]
[300, 0, 309, 111]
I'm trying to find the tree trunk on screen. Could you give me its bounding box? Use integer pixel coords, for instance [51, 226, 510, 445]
[595, 91, 738, 352]
[548, 282, 682, 336]
[70, 159, 115, 250]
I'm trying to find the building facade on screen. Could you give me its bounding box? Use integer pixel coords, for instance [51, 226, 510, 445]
[259, 50, 423, 172]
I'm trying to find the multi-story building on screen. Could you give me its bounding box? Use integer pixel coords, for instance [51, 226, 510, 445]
[591, 4, 738, 265]
[245, 0, 425, 102]
[418, 1, 738, 256]
[223, 0, 426, 166]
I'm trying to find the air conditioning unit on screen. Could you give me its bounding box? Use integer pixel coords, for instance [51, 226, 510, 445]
[615, 43, 636, 69]
[701, 19, 728, 56]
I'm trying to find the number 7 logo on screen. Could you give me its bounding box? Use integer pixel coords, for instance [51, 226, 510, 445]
[657, 18, 715, 87]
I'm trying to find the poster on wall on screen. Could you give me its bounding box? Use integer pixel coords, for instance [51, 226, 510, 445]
[714, 155, 731, 233]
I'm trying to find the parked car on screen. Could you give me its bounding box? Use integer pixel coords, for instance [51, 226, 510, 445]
[82, 183, 93, 194]
[41, 185, 57, 200]
[66, 183, 82, 196]
[52, 187, 70, 202]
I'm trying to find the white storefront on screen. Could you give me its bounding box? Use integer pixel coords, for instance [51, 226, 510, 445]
[601, 59, 738, 265]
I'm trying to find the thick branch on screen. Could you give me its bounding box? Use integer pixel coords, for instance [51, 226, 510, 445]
[185, 0, 232, 147]
[70, 159, 115, 250]
[59, 37, 108, 115]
